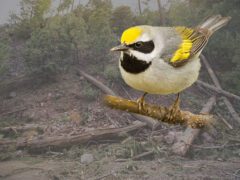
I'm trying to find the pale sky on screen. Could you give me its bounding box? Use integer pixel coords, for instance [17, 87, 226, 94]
[0, 0, 20, 24]
[0, 0, 161, 24]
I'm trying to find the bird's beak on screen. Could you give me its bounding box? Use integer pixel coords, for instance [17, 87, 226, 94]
[110, 44, 129, 52]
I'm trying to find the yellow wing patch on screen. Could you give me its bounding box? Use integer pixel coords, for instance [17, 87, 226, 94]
[170, 27, 194, 63]
[121, 27, 143, 45]
[170, 26, 209, 66]
[170, 39, 192, 62]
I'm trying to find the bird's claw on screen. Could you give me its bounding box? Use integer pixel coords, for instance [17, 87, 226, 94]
[137, 92, 147, 112]
[166, 93, 181, 123]
[137, 97, 145, 112]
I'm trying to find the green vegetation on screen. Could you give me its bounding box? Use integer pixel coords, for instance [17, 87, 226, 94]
[0, 0, 239, 94]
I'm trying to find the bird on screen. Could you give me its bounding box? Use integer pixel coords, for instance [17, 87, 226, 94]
[110, 15, 231, 119]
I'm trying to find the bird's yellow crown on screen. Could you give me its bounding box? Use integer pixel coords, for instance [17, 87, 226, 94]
[121, 27, 143, 45]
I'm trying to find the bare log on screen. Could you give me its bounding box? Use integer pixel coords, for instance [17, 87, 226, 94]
[0, 108, 26, 116]
[0, 122, 146, 152]
[104, 95, 214, 128]
[77, 70, 158, 128]
[172, 96, 216, 156]
[0, 124, 45, 135]
[201, 54, 240, 124]
[196, 80, 240, 101]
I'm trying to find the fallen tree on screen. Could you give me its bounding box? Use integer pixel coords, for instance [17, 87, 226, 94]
[0, 122, 146, 153]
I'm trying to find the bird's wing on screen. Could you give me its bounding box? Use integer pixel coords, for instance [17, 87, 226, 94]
[162, 26, 209, 67]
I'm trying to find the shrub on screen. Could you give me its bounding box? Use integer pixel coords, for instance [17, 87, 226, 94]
[23, 13, 89, 76]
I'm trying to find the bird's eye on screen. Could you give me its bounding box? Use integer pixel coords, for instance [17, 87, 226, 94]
[135, 42, 143, 48]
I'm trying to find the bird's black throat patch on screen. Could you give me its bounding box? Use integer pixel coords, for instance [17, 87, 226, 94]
[120, 53, 151, 74]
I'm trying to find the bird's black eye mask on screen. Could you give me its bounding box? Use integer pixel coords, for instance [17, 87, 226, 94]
[127, 40, 154, 54]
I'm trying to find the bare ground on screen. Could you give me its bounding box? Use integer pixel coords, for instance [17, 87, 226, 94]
[0, 72, 240, 180]
[1, 156, 240, 179]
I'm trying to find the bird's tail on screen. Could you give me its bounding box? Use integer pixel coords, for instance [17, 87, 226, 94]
[197, 14, 231, 33]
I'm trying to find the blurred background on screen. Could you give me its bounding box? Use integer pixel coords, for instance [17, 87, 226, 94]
[0, 0, 239, 93]
[0, 0, 239, 179]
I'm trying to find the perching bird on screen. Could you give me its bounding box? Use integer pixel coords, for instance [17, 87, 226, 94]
[111, 15, 231, 117]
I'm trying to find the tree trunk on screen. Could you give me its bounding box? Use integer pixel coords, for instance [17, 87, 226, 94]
[71, 0, 75, 11]
[156, 0, 165, 25]
[137, 0, 142, 15]
[57, 0, 62, 15]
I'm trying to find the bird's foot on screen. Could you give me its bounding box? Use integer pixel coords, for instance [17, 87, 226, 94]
[166, 93, 181, 123]
[136, 92, 147, 112]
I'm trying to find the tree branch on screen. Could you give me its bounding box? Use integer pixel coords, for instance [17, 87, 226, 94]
[196, 80, 240, 101]
[104, 95, 214, 128]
